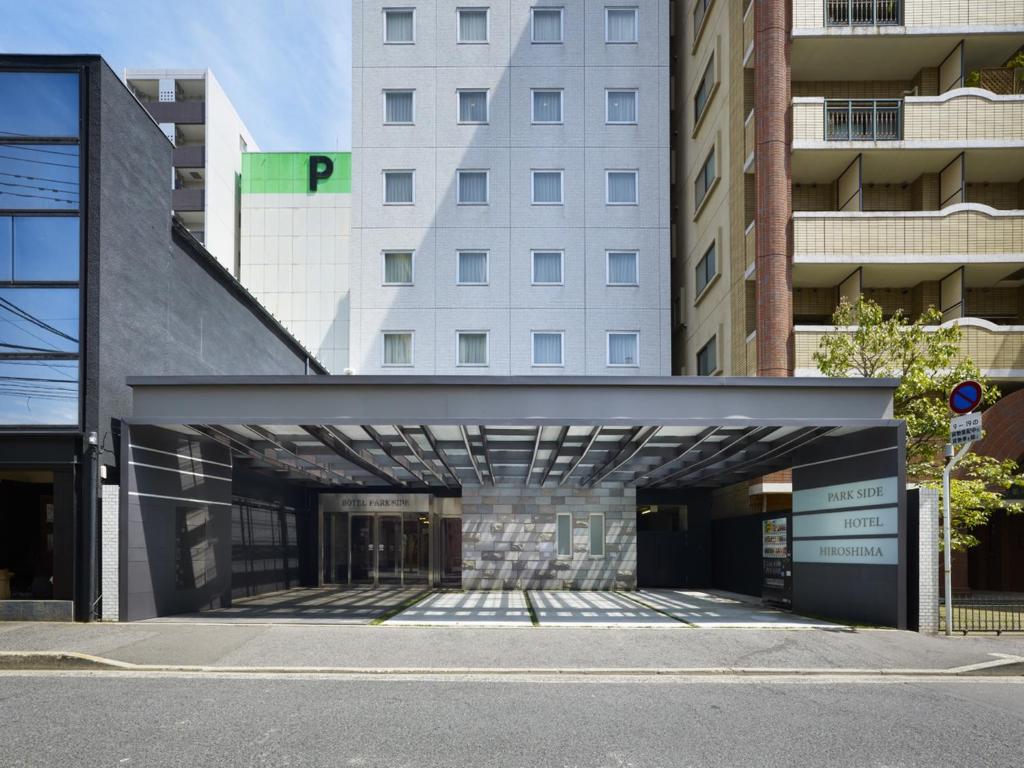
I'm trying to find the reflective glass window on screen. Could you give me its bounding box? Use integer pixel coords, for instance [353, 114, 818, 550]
[0, 72, 79, 137]
[13, 216, 79, 281]
[0, 287, 79, 354]
[0, 358, 78, 425]
[0, 217, 10, 281]
[0, 144, 80, 210]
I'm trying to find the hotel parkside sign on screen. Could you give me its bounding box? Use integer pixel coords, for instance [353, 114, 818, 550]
[792, 477, 899, 566]
[322, 493, 430, 514]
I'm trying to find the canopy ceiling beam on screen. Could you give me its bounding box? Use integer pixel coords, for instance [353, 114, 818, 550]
[651, 426, 778, 488]
[419, 425, 463, 487]
[524, 427, 543, 486]
[630, 427, 718, 486]
[459, 425, 486, 485]
[360, 425, 433, 486]
[538, 426, 569, 487]
[244, 424, 362, 486]
[301, 425, 411, 488]
[479, 426, 498, 484]
[558, 427, 602, 487]
[394, 425, 454, 488]
[583, 426, 661, 487]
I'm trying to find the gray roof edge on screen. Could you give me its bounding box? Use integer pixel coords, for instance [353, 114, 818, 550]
[126, 374, 898, 389]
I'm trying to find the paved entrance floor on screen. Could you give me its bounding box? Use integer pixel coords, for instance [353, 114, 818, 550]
[145, 586, 428, 625]
[384, 591, 533, 626]
[528, 591, 680, 627]
[633, 589, 837, 628]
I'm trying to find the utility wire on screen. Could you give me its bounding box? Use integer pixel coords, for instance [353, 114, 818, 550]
[0, 170, 78, 187]
[0, 153, 79, 169]
[0, 297, 79, 343]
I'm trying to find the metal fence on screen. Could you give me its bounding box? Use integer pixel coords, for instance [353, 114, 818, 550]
[825, 0, 902, 25]
[941, 594, 1024, 634]
[825, 99, 902, 141]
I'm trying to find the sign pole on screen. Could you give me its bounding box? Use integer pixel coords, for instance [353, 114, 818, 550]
[942, 440, 972, 636]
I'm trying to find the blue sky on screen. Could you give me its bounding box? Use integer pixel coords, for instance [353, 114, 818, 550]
[0, 0, 352, 151]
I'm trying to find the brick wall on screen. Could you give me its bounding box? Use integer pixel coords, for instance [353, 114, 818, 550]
[460, 484, 636, 590]
[100, 484, 119, 621]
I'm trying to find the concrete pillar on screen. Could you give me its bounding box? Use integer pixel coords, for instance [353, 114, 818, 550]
[754, 0, 793, 376]
[918, 487, 939, 633]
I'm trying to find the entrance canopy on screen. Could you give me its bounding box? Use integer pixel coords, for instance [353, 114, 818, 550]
[125, 376, 899, 491]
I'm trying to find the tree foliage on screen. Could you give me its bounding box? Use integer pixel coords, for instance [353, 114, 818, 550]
[813, 297, 1023, 550]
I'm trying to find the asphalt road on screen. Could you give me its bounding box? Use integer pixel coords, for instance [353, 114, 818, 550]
[3, 672, 1023, 767]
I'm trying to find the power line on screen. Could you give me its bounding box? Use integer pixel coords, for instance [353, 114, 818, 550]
[0, 297, 79, 344]
[0, 153, 79, 169]
[0, 179, 80, 197]
[0, 188, 77, 204]
[0, 134, 78, 155]
[0, 170, 79, 187]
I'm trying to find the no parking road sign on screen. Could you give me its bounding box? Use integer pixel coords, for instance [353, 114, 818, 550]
[948, 380, 983, 415]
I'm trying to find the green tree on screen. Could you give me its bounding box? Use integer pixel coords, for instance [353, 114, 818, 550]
[813, 297, 1023, 550]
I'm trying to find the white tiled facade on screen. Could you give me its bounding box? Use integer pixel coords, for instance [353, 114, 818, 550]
[351, 0, 671, 375]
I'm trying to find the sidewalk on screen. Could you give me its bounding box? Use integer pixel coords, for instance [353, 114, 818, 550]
[1, 618, 1022, 673]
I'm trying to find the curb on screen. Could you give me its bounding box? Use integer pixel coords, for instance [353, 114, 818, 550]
[1, 651, 1022, 677]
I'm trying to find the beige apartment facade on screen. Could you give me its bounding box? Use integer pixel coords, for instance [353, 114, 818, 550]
[673, 0, 1024, 384]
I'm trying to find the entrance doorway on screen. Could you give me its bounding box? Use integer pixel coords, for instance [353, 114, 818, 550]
[329, 511, 431, 586]
[0, 471, 56, 600]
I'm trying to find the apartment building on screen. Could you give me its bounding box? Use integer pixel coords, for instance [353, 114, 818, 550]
[350, 1, 672, 375]
[674, 0, 1024, 384]
[125, 68, 257, 275]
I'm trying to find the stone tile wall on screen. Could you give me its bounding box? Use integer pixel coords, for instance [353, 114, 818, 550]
[460, 484, 636, 590]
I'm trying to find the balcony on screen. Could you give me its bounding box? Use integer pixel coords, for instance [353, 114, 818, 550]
[172, 188, 205, 212]
[794, 205, 1024, 262]
[795, 320, 1024, 378]
[172, 144, 205, 169]
[824, 0, 901, 27]
[795, 0, 1024, 30]
[795, 91, 1024, 145]
[141, 99, 205, 125]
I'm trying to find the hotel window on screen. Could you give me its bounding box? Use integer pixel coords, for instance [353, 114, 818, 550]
[693, 0, 713, 42]
[556, 512, 573, 557]
[697, 336, 717, 376]
[532, 7, 564, 43]
[384, 170, 414, 204]
[0, 71, 82, 427]
[605, 7, 638, 43]
[384, 8, 415, 43]
[608, 332, 639, 366]
[458, 90, 488, 123]
[457, 250, 488, 284]
[457, 331, 489, 366]
[695, 242, 716, 296]
[384, 90, 414, 124]
[383, 332, 414, 366]
[531, 89, 563, 124]
[532, 170, 563, 204]
[532, 332, 564, 366]
[458, 8, 489, 43]
[607, 170, 638, 205]
[589, 513, 605, 557]
[457, 170, 489, 204]
[532, 250, 563, 285]
[382, 251, 414, 285]
[607, 251, 638, 286]
[693, 55, 715, 126]
[607, 89, 637, 124]
[694, 148, 716, 210]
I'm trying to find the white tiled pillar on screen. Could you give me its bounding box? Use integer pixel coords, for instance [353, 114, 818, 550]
[918, 487, 939, 633]
[101, 484, 120, 621]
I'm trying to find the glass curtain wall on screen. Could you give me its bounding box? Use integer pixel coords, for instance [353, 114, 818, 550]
[0, 70, 81, 426]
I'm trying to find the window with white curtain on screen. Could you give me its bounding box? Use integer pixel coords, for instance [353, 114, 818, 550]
[589, 513, 605, 557]
[383, 251, 414, 285]
[532, 8, 563, 43]
[607, 251, 638, 285]
[608, 332, 639, 366]
[383, 332, 413, 366]
[532, 332, 564, 366]
[384, 9, 415, 43]
[697, 336, 717, 376]
[384, 170, 414, 204]
[532, 251, 563, 285]
[532, 170, 563, 204]
[531, 90, 563, 124]
[457, 251, 488, 284]
[457, 170, 488, 204]
[384, 90, 414, 124]
[605, 7, 638, 43]
[458, 90, 488, 123]
[695, 148, 716, 210]
[607, 170, 638, 204]
[458, 8, 489, 42]
[606, 90, 637, 124]
[457, 332, 488, 366]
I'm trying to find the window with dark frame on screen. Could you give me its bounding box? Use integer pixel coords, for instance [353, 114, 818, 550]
[697, 336, 717, 376]
[694, 148, 716, 210]
[693, 54, 714, 126]
[695, 242, 716, 296]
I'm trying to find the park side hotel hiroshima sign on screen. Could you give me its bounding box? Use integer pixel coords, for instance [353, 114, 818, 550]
[791, 476, 899, 565]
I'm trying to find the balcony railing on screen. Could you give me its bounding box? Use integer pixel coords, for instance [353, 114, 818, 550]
[825, 99, 902, 141]
[825, 0, 902, 25]
[977, 67, 1024, 96]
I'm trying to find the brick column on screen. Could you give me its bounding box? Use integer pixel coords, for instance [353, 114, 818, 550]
[754, 0, 793, 376]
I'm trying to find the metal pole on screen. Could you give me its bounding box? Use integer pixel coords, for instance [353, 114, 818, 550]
[942, 440, 972, 636]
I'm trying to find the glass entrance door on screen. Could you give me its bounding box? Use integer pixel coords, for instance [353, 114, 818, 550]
[377, 515, 402, 584]
[350, 514, 375, 584]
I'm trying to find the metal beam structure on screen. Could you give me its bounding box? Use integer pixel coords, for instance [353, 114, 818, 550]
[126, 377, 900, 492]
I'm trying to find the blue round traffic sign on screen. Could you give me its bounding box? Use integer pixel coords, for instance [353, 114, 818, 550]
[949, 380, 983, 415]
